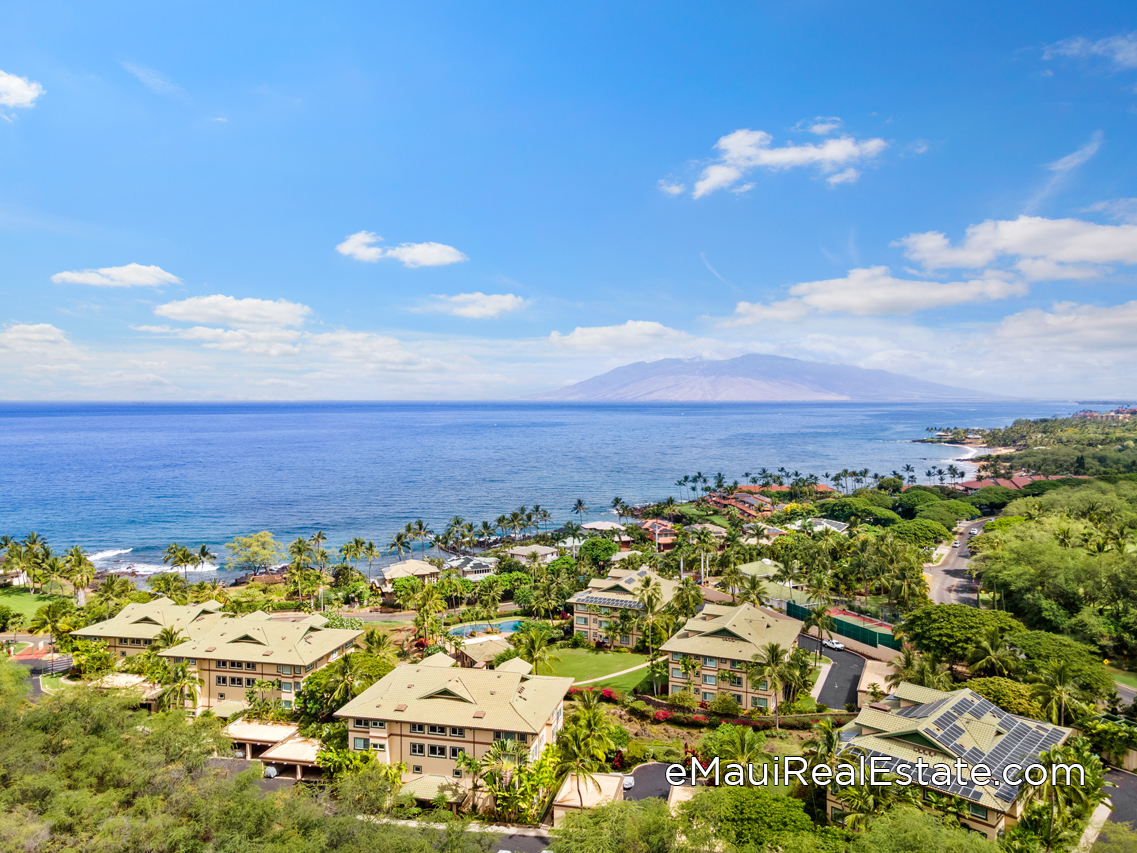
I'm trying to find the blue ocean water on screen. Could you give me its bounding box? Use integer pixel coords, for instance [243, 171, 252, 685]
[0, 400, 1071, 580]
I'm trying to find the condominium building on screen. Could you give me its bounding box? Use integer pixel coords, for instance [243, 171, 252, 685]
[567, 568, 681, 648]
[71, 597, 228, 657]
[660, 602, 801, 710]
[159, 611, 362, 712]
[830, 683, 1072, 839]
[335, 661, 572, 782]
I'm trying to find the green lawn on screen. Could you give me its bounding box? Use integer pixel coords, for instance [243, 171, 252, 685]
[40, 675, 67, 692]
[673, 504, 730, 528]
[0, 587, 70, 620]
[1107, 665, 1137, 691]
[552, 648, 651, 684]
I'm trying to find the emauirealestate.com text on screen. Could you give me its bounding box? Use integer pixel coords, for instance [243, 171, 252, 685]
[666, 756, 1085, 789]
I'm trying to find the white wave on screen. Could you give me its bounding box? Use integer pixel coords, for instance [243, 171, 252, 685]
[100, 562, 218, 576]
[89, 548, 133, 561]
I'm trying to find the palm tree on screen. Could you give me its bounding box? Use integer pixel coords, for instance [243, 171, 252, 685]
[749, 642, 790, 730]
[151, 626, 186, 651]
[679, 654, 701, 689]
[28, 599, 76, 654]
[803, 605, 836, 667]
[670, 577, 703, 620]
[94, 574, 135, 619]
[966, 627, 1018, 677]
[325, 652, 375, 707]
[886, 647, 921, 689]
[572, 499, 588, 524]
[197, 544, 217, 573]
[718, 562, 744, 603]
[512, 623, 560, 674]
[555, 721, 611, 809]
[1030, 660, 1087, 727]
[912, 655, 953, 690]
[386, 531, 410, 562]
[157, 661, 202, 711]
[64, 546, 95, 603]
[560, 522, 583, 559]
[634, 575, 664, 691]
[360, 541, 380, 584]
[361, 627, 396, 661]
[738, 574, 768, 608]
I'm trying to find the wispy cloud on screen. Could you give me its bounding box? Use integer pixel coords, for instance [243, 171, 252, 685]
[1024, 131, 1103, 213]
[658, 179, 685, 196]
[154, 295, 312, 327]
[51, 263, 181, 287]
[336, 231, 468, 267]
[120, 61, 181, 96]
[793, 116, 843, 135]
[1044, 32, 1137, 70]
[415, 292, 528, 319]
[686, 128, 888, 197]
[1083, 198, 1137, 223]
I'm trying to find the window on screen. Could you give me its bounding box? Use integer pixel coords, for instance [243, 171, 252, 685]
[410, 743, 425, 756]
[671, 652, 682, 661]
[354, 719, 369, 729]
[671, 668, 683, 679]
[282, 682, 292, 693]
[294, 681, 302, 691]
[452, 769, 462, 778]
[131, 638, 142, 645]
[757, 680, 768, 691]
[305, 663, 314, 672]
[671, 684, 685, 694]
[450, 746, 464, 759]
[353, 737, 369, 751]
[215, 676, 226, 686]
[428, 745, 446, 757]
[217, 660, 228, 669]
[702, 691, 714, 701]
[412, 765, 422, 774]
[720, 658, 728, 666]
[576, 617, 588, 626]
[278, 664, 293, 676]
[371, 742, 386, 752]
[703, 656, 715, 667]
[449, 727, 464, 737]
[732, 694, 743, 704]
[245, 677, 257, 688]
[428, 725, 446, 735]
[620, 635, 630, 645]
[516, 733, 528, 744]
[217, 692, 226, 700]
[730, 676, 743, 687]
[230, 661, 242, 670]
[493, 731, 515, 741]
[702, 674, 717, 686]
[371, 720, 386, 729]
[186, 659, 196, 667]
[282, 700, 292, 709]
[968, 804, 988, 820]
[246, 662, 257, 671]
[751, 697, 768, 709]
[730, 660, 742, 669]
[410, 724, 425, 734]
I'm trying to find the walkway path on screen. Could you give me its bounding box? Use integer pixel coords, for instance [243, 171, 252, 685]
[573, 657, 660, 686]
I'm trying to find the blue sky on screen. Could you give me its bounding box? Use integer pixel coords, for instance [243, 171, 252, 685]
[2, 1, 1137, 399]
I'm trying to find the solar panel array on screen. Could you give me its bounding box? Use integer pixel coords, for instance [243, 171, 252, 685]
[847, 691, 1067, 805]
[572, 594, 644, 610]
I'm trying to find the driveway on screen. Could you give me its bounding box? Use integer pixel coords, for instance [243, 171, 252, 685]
[491, 833, 551, 852]
[798, 635, 864, 710]
[625, 762, 685, 801]
[1108, 770, 1137, 826]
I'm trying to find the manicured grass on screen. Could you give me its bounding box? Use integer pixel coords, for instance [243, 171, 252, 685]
[552, 647, 651, 683]
[0, 587, 70, 620]
[673, 504, 730, 528]
[1107, 665, 1137, 691]
[40, 675, 67, 692]
[592, 668, 656, 694]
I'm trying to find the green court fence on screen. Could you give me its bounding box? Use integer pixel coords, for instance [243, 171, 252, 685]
[786, 601, 902, 651]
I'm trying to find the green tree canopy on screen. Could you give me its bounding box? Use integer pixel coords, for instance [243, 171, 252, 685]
[897, 605, 1022, 664]
[223, 531, 284, 572]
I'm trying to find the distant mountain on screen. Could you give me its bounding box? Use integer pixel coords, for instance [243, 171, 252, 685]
[528, 354, 1000, 402]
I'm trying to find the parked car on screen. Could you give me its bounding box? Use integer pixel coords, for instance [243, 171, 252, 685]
[623, 775, 636, 790]
[952, 541, 961, 547]
[822, 638, 845, 650]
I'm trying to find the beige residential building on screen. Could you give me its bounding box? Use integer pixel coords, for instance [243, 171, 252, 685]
[377, 559, 441, 595]
[335, 662, 572, 784]
[830, 683, 1072, 839]
[660, 603, 800, 710]
[159, 611, 362, 712]
[71, 597, 228, 657]
[505, 544, 558, 565]
[568, 568, 681, 648]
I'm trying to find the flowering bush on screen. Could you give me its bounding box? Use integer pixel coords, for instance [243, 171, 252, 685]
[652, 710, 674, 723]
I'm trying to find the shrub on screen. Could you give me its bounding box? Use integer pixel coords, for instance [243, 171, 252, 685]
[652, 710, 674, 723]
[966, 677, 1044, 719]
[708, 693, 742, 716]
[815, 703, 828, 713]
[628, 700, 652, 720]
[668, 691, 699, 710]
[845, 702, 858, 712]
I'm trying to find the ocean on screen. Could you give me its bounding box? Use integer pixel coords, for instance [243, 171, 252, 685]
[0, 400, 1071, 583]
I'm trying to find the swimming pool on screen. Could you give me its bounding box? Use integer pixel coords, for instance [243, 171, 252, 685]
[449, 619, 524, 637]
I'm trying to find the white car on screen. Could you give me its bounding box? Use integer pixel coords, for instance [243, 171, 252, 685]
[970, 528, 979, 535]
[623, 775, 636, 790]
[822, 638, 845, 650]
[952, 541, 961, 547]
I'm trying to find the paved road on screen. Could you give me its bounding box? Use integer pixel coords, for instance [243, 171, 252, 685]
[491, 833, 550, 852]
[1107, 770, 1136, 825]
[926, 520, 987, 606]
[798, 635, 864, 709]
[625, 762, 685, 801]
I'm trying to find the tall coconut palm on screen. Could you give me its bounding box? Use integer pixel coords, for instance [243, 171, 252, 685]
[803, 605, 836, 667]
[555, 721, 611, 809]
[885, 646, 921, 689]
[967, 627, 1018, 677]
[197, 544, 217, 574]
[572, 499, 588, 524]
[1030, 660, 1088, 727]
[386, 531, 410, 562]
[749, 642, 790, 730]
[152, 626, 186, 652]
[361, 541, 380, 583]
[738, 574, 768, 608]
[64, 546, 95, 603]
[718, 562, 744, 603]
[634, 575, 664, 691]
[94, 574, 135, 619]
[325, 652, 377, 707]
[512, 622, 560, 675]
[158, 661, 202, 711]
[670, 577, 703, 620]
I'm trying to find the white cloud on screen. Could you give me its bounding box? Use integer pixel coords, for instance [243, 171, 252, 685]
[417, 292, 528, 319]
[51, 262, 181, 288]
[154, 295, 311, 327]
[549, 320, 704, 353]
[794, 116, 843, 135]
[826, 168, 861, 186]
[0, 70, 44, 109]
[1044, 32, 1137, 70]
[1083, 198, 1137, 223]
[134, 324, 302, 356]
[994, 300, 1137, 352]
[721, 266, 1028, 326]
[120, 61, 180, 95]
[306, 331, 430, 368]
[690, 128, 887, 197]
[894, 214, 1137, 278]
[336, 231, 468, 267]
[0, 323, 84, 359]
[658, 180, 685, 196]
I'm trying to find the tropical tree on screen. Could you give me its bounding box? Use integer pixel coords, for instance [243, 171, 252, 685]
[572, 499, 588, 523]
[737, 574, 768, 608]
[749, 642, 790, 730]
[554, 722, 608, 809]
[64, 546, 95, 602]
[803, 605, 836, 667]
[151, 626, 186, 652]
[512, 622, 560, 675]
[1029, 659, 1088, 727]
[634, 575, 665, 692]
[966, 626, 1019, 678]
[324, 652, 375, 707]
[158, 661, 203, 711]
[670, 577, 703, 620]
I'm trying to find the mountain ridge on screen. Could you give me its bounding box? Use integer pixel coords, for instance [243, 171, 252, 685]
[526, 354, 1001, 402]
